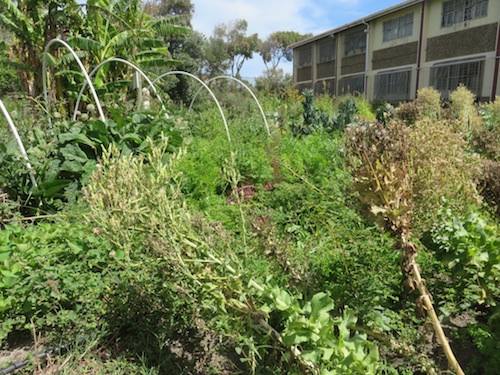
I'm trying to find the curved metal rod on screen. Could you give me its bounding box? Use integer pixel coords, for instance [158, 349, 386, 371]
[190, 75, 270, 136]
[73, 57, 168, 121]
[42, 38, 105, 126]
[0, 99, 37, 188]
[150, 71, 231, 143]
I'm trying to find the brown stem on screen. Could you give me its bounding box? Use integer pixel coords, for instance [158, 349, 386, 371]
[411, 262, 465, 375]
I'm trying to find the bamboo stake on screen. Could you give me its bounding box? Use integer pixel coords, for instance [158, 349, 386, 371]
[401, 236, 466, 375]
[411, 261, 465, 375]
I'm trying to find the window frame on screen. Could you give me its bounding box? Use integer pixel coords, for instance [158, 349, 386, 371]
[374, 69, 412, 102]
[383, 13, 414, 42]
[430, 58, 484, 96]
[297, 45, 312, 68]
[317, 38, 336, 63]
[441, 0, 488, 27]
[343, 30, 366, 57]
[339, 74, 365, 95]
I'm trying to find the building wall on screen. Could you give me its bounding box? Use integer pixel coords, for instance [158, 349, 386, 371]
[340, 54, 365, 75]
[426, 23, 497, 62]
[292, 0, 500, 101]
[419, 0, 500, 100]
[372, 42, 419, 70]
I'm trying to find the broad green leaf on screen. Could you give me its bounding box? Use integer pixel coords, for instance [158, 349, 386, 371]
[15, 243, 30, 252]
[59, 144, 89, 163]
[58, 133, 96, 148]
[120, 133, 143, 145]
[66, 240, 83, 254]
[34, 180, 72, 197]
[310, 292, 334, 322]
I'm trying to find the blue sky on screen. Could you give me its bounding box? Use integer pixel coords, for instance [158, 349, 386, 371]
[191, 0, 407, 79]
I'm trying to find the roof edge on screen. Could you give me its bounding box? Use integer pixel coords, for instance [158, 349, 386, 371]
[290, 0, 423, 49]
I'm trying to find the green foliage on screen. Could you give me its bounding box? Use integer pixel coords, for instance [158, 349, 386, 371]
[203, 19, 259, 78]
[291, 90, 358, 136]
[449, 84, 480, 136]
[476, 98, 500, 161]
[254, 67, 293, 95]
[0, 108, 182, 211]
[423, 210, 500, 374]
[345, 116, 481, 236]
[0, 220, 115, 343]
[4, 88, 499, 374]
[258, 31, 311, 71]
[0, 42, 20, 95]
[409, 119, 481, 234]
[415, 87, 442, 120]
[237, 278, 380, 374]
[424, 211, 499, 307]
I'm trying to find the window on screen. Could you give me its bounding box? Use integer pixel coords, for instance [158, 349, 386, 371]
[383, 13, 414, 42]
[442, 0, 488, 27]
[339, 74, 365, 95]
[314, 79, 335, 95]
[344, 30, 366, 57]
[430, 59, 484, 96]
[375, 70, 411, 102]
[318, 38, 336, 63]
[298, 46, 312, 68]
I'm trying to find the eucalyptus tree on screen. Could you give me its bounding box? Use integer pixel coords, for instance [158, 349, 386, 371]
[143, 0, 194, 27]
[203, 20, 259, 79]
[259, 31, 311, 71]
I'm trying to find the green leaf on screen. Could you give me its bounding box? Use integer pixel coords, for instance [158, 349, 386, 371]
[67, 240, 83, 254]
[120, 133, 143, 145]
[59, 144, 89, 163]
[15, 243, 30, 252]
[310, 292, 334, 323]
[58, 133, 96, 148]
[61, 160, 85, 173]
[34, 180, 72, 197]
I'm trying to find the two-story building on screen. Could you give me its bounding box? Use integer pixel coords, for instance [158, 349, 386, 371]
[291, 0, 500, 102]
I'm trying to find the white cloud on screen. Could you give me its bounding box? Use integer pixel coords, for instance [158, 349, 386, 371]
[192, 0, 315, 39]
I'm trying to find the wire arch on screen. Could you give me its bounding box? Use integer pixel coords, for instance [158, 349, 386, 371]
[42, 38, 105, 126]
[73, 57, 168, 122]
[150, 71, 231, 143]
[0, 99, 37, 188]
[189, 75, 270, 136]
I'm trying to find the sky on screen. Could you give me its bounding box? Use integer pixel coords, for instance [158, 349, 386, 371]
[191, 0, 408, 80]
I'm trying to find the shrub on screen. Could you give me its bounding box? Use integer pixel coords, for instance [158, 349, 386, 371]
[415, 87, 442, 120]
[0, 42, 21, 95]
[409, 119, 482, 233]
[476, 97, 500, 161]
[478, 160, 500, 218]
[449, 85, 481, 136]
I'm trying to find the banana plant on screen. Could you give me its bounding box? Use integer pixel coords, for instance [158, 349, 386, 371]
[62, 0, 188, 89]
[0, 0, 82, 96]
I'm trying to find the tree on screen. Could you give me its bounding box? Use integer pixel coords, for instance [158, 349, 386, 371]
[0, 29, 20, 95]
[254, 67, 292, 94]
[203, 20, 259, 78]
[143, 0, 194, 27]
[0, 0, 82, 96]
[63, 0, 189, 93]
[143, 0, 201, 104]
[259, 31, 311, 71]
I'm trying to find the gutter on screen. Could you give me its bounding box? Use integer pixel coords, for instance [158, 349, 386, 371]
[415, 1, 426, 96]
[290, 0, 423, 49]
[362, 19, 370, 98]
[491, 18, 500, 100]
